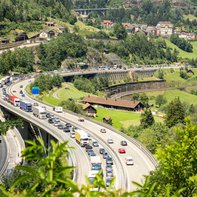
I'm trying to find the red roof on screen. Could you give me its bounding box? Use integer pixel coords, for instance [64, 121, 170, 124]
[83, 96, 142, 109]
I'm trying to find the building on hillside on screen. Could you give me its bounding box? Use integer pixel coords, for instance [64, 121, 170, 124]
[82, 103, 97, 117]
[122, 23, 135, 33]
[83, 96, 144, 111]
[178, 32, 197, 40]
[145, 26, 157, 36]
[156, 21, 174, 37]
[1, 38, 9, 44]
[39, 30, 56, 40]
[15, 32, 28, 42]
[101, 20, 114, 29]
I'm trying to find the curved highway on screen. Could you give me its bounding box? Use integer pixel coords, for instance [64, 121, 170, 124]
[8, 78, 157, 191]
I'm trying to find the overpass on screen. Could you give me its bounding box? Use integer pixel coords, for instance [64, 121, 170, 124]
[0, 77, 157, 191]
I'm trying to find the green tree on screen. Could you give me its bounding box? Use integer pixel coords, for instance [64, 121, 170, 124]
[140, 108, 155, 129]
[113, 23, 127, 40]
[165, 97, 186, 127]
[155, 95, 167, 107]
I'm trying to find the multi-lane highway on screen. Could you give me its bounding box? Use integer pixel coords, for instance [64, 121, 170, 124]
[0, 75, 158, 192]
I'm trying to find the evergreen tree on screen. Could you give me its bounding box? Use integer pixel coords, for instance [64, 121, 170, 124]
[165, 97, 186, 127]
[113, 23, 127, 40]
[140, 108, 155, 129]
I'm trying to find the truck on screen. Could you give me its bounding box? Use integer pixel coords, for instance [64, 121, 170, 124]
[75, 129, 89, 147]
[88, 170, 101, 191]
[33, 106, 47, 119]
[90, 156, 102, 170]
[53, 106, 63, 113]
[9, 95, 20, 106]
[20, 100, 32, 112]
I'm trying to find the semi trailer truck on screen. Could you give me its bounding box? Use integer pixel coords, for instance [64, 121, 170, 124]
[33, 106, 47, 119]
[75, 129, 89, 147]
[9, 95, 20, 106]
[20, 100, 32, 112]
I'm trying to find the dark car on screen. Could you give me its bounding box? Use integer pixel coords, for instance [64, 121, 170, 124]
[63, 127, 70, 132]
[20, 90, 23, 94]
[88, 150, 96, 157]
[103, 152, 109, 159]
[106, 177, 113, 187]
[46, 113, 54, 119]
[106, 156, 113, 165]
[57, 124, 64, 130]
[120, 140, 127, 146]
[48, 118, 54, 124]
[106, 164, 113, 171]
[85, 145, 93, 152]
[65, 122, 72, 128]
[99, 148, 105, 154]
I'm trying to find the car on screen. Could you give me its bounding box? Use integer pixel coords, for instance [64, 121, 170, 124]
[118, 148, 126, 154]
[99, 148, 105, 154]
[63, 127, 70, 132]
[106, 168, 113, 177]
[33, 102, 39, 106]
[87, 149, 94, 155]
[48, 118, 55, 124]
[13, 90, 16, 93]
[92, 140, 99, 147]
[120, 140, 127, 146]
[103, 152, 109, 159]
[106, 164, 113, 171]
[85, 145, 93, 152]
[88, 151, 96, 157]
[54, 118, 60, 123]
[106, 177, 113, 187]
[65, 122, 72, 128]
[57, 124, 64, 130]
[78, 117, 84, 122]
[106, 156, 113, 165]
[100, 128, 106, 133]
[107, 139, 114, 144]
[20, 90, 23, 94]
[22, 93, 25, 97]
[20, 85, 23, 88]
[54, 122, 59, 127]
[125, 157, 134, 165]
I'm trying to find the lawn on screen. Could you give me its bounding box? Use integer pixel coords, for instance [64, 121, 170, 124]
[183, 14, 197, 21]
[57, 83, 92, 101]
[165, 39, 197, 59]
[95, 107, 163, 130]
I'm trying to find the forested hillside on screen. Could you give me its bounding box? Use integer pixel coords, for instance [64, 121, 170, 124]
[0, 0, 73, 22]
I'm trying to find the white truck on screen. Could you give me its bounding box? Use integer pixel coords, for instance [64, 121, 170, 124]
[53, 106, 63, 113]
[90, 156, 102, 170]
[75, 129, 89, 147]
[33, 106, 47, 119]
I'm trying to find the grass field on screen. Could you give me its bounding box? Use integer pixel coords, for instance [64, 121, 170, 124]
[95, 107, 163, 130]
[57, 83, 92, 101]
[183, 14, 197, 21]
[165, 39, 197, 59]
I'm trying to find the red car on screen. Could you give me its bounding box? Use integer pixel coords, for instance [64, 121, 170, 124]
[118, 148, 126, 153]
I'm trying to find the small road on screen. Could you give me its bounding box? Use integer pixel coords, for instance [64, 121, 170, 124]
[0, 136, 7, 173]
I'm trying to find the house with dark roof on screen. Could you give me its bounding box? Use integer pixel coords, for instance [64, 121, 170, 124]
[83, 96, 144, 111]
[82, 103, 97, 117]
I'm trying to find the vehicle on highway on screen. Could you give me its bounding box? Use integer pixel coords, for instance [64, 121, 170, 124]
[9, 95, 20, 106]
[125, 157, 134, 165]
[88, 151, 96, 157]
[21, 93, 25, 97]
[99, 147, 105, 154]
[33, 102, 39, 106]
[90, 156, 102, 170]
[53, 106, 63, 113]
[54, 117, 60, 123]
[20, 100, 32, 112]
[57, 124, 64, 130]
[63, 126, 70, 132]
[120, 140, 127, 146]
[46, 113, 54, 119]
[85, 145, 93, 152]
[78, 117, 85, 122]
[65, 122, 72, 127]
[75, 129, 89, 147]
[70, 131, 75, 138]
[20, 90, 23, 94]
[106, 156, 113, 165]
[118, 148, 126, 154]
[20, 85, 23, 88]
[48, 118, 55, 124]
[54, 122, 59, 127]
[92, 139, 99, 147]
[33, 106, 47, 119]
[103, 151, 109, 159]
[100, 128, 106, 133]
[88, 170, 100, 191]
[105, 177, 113, 187]
[106, 168, 113, 177]
[106, 164, 113, 171]
[107, 138, 114, 144]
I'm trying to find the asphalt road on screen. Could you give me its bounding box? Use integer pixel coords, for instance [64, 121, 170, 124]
[0, 136, 7, 175]
[8, 79, 157, 191]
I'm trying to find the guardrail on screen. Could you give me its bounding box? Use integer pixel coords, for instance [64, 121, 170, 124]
[13, 127, 25, 151]
[0, 136, 10, 180]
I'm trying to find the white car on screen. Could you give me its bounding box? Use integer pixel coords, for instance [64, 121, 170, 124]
[107, 139, 114, 144]
[125, 157, 134, 165]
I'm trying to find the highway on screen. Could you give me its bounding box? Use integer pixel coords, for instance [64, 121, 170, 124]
[5, 78, 158, 191]
[0, 136, 8, 177]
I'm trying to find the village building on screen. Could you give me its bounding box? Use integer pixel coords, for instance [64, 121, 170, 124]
[1, 38, 9, 44]
[178, 32, 197, 40]
[82, 103, 97, 117]
[122, 23, 135, 33]
[39, 30, 56, 40]
[156, 21, 174, 37]
[145, 26, 157, 36]
[101, 20, 113, 29]
[15, 32, 28, 42]
[83, 96, 144, 111]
